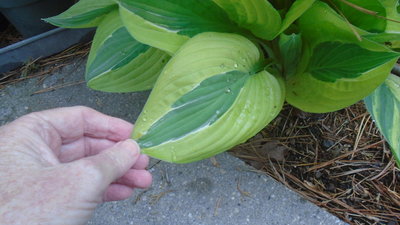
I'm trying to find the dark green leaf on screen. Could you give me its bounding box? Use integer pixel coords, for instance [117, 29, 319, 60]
[44, 0, 117, 28]
[309, 42, 400, 82]
[297, 1, 369, 45]
[86, 27, 150, 81]
[138, 70, 250, 148]
[331, 0, 386, 33]
[118, 0, 239, 37]
[279, 33, 302, 77]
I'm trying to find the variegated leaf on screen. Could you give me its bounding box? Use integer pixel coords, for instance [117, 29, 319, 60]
[86, 10, 170, 92]
[365, 74, 400, 167]
[278, 0, 315, 35]
[132, 32, 285, 163]
[212, 0, 281, 40]
[285, 1, 400, 113]
[44, 0, 117, 28]
[117, 0, 240, 54]
[308, 42, 399, 82]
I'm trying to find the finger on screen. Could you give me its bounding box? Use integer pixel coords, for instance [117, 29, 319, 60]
[132, 154, 150, 170]
[103, 184, 133, 202]
[58, 137, 117, 163]
[29, 106, 133, 147]
[116, 169, 152, 189]
[78, 139, 140, 186]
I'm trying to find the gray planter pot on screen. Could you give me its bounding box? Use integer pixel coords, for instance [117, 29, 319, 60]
[0, 28, 94, 73]
[0, 0, 74, 38]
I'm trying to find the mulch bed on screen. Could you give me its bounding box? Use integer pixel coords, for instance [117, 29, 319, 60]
[232, 102, 400, 225]
[1, 39, 399, 225]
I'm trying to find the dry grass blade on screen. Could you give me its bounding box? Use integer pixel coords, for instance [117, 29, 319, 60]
[31, 80, 85, 95]
[237, 177, 252, 198]
[339, 0, 378, 15]
[328, 0, 362, 41]
[214, 197, 223, 216]
[339, 0, 400, 23]
[149, 190, 174, 205]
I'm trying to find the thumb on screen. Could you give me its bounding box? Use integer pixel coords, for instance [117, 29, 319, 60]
[79, 139, 140, 187]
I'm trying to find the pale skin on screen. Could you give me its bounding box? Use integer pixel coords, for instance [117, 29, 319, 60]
[0, 106, 152, 225]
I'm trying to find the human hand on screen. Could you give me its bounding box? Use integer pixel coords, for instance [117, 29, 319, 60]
[0, 106, 152, 225]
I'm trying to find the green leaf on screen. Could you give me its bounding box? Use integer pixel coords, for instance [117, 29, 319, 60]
[331, 0, 386, 33]
[212, 0, 281, 40]
[279, 33, 302, 78]
[286, 1, 400, 113]
[86, 10, 170, 92]
[361, 0, 400, 49]
[299, 1, 399, 49]
[365, 74, 400, 167]
[278, 0, 315, 34]
[87, 48, 170, 92]
[363, 33, 400, 43]
[118, 0, 240, 54]
[86, 27, 150, 81]
[363, 33, 400, 50]
[298, 1, 398, 51]
[44, 0, 117, 28]
[309, 42, 400, 82]
[298, 1, 368, 45]
[138, 71, 250, 148]
[286, 41, 398, 113]
[380, 0, 400, 33]
[132, 32, 285, 163]
[286, 59, 396, 113]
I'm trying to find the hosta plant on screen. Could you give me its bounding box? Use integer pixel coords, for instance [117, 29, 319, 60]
[46, 0, 400, 165]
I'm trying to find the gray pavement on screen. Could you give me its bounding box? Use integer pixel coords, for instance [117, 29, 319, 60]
[0, 58, 346, 225]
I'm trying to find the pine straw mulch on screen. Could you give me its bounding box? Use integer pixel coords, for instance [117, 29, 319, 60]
[231, 102, 400, 225]
[0, 42, 90, 90]
[1, 41, 399, 225]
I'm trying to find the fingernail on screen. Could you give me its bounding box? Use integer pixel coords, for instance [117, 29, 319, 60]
[124, 139, 140, 156]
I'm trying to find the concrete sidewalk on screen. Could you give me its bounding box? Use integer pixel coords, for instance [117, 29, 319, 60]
[0, 58, 346, 225]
